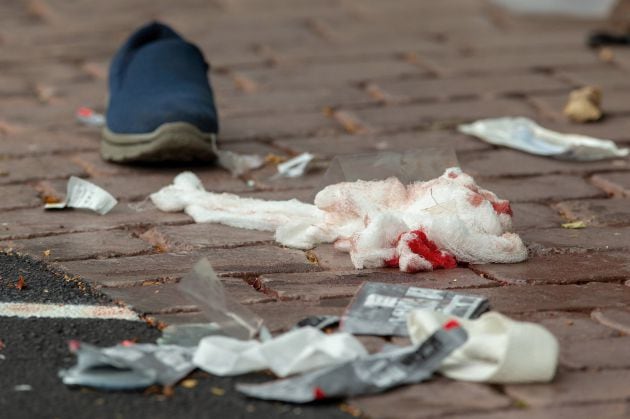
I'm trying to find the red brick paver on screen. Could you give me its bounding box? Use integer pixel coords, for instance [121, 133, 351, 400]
[2, 0, 630, 417]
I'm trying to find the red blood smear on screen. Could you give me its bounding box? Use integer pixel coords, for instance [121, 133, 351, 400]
[443, 319, 461, 330]
[384, 256, 400, 268]
[491, 201, 513, 216]
[313, 387, 327, 400]
[468, 193, 484, 207]
[406, 230, 457, 270]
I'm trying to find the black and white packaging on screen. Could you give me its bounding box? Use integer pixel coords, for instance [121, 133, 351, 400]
[340, 282, 489, 336]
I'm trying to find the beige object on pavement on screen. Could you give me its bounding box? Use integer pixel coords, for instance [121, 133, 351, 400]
[407, 310, 559, 383]
[563, 86, 603, 123]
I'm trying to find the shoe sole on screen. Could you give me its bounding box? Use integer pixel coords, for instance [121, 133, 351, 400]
[101, 122, 217, 162]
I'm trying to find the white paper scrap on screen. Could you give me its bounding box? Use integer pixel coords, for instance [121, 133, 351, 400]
[45, 176, 117, 215]
[274, 152, 315, 178]
[193, 326, 367, 377]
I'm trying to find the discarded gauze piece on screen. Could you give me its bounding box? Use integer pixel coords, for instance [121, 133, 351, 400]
[151, 168, 527, 272]
[193, 326, 367, 377]
[459, 117, 629, 161]
[407, 310, 559, 383]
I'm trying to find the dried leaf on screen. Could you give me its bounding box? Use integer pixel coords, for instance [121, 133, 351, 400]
[15, 275, 26, 290]
[180, 379, 198, 389]
[339, 403, 362, 417]
[42, 249, 51, 257]
[43, 195, 62, 204]
[210, 386, 225, 396]
[264, 154, 288, 165]
[562, 220, 587, 229]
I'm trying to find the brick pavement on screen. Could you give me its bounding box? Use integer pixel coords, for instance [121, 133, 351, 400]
[1, 0, 630, 417]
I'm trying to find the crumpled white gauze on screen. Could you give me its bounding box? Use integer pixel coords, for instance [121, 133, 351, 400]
[150, 168, 527, 272]
[407, 310, 559, 383]
[193, 326, 367, 377]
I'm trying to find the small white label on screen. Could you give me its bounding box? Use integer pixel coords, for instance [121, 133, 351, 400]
[364, 293, 398, 308]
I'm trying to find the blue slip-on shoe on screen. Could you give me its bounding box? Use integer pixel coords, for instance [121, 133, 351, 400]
[102, 21, 219, 162]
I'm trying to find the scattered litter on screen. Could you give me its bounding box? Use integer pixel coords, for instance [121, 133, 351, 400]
[42, 249, 51, 257]
[193, 326, 367, 377]
[60, 341, 196, 390]
[293, 315, 340, 331]
[563, 86, 603, 123]
[151, 168, 527, 272]
[340, 283, 489, 336]
[157, 323, 225, 347]
[45, 176, 118, 215]
[459, 117, 629, 161]
[407, 309, 558, 383]
[272, 153, 315, 179]
[236, 321, 467, 402]
[561, 220, 587, 229]
[588, 31, 630, 48]
[14, 384, 32, 392]
[0, 354, 5, 361]
[176, 258, 263, 340]
[210, 137, 265, 177]
[75, 107, 105, 127]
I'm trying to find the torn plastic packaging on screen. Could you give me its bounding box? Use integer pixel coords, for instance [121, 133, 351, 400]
[76, 107, 106, 127]
[459, 117, 629, 161]
[193, 326, 367, 377]
[236, 321, 468, 403]
[176, 258, 263, 340]
[44, 176, 118, 215]
[340, 282, 489, 336]
[59, 342, 196, 390]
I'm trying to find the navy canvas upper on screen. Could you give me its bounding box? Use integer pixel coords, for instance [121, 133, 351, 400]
[106, 22, 218, 134]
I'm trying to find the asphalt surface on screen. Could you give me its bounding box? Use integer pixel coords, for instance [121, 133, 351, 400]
[0, 252, 354, 419]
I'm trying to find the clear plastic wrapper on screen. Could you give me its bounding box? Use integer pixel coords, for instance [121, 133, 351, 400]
[210, 137, 264, 177]
[176, 258, 263, 340]
[459, 117, 629, 161]
[236, 321, 468, 403]
[45, 176, 118, 215]
[157, 323, 225, 347]
[59, 342, 196, 390]
[317, 147, 459, 190]
[340, 282, 489, 336]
